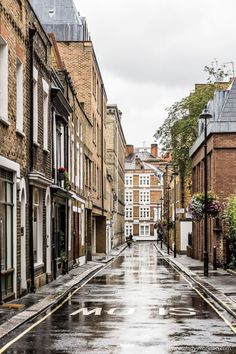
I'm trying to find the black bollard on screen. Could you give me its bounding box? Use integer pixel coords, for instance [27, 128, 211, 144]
[213, 246, 217, 270]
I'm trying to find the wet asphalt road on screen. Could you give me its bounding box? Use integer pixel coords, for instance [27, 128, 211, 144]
[2, 242, 236, 354]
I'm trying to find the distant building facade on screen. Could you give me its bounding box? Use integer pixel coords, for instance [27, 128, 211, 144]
[106, 105, 126, 248]
[125, 145, 163, 240]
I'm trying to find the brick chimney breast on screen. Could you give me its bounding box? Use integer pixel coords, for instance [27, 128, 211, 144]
[151, 144, 158, 157]
[125, 145, 134, 157]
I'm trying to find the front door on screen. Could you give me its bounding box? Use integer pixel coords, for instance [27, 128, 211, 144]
[52, 203, 66, 278]
[73, 212, 80, 262]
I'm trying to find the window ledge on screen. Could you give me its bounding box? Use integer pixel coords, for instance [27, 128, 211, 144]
[0, 116, 10, 127]
[34, 262, 44, 270]
[16, 129, 25, 138]
[43, 148, 49, 154]
[33, 141, 40, 147]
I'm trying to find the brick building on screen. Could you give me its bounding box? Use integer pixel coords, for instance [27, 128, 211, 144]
[125, 145, 163, 240]
[31, 0, 121, 259]
[0, 0, 52, 299]
[106, 105, 126, 249]
[190, 79, 236, 266]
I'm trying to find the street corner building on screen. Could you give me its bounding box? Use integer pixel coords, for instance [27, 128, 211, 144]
[189, 78, 236, 267]
[0, 0, 127, 302]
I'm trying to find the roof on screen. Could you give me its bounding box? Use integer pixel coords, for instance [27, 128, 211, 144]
[190, 78, 236, 156]
[30, 0, 90, 41]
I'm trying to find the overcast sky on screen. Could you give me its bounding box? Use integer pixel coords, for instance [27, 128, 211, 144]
[74, 0, 236, 148]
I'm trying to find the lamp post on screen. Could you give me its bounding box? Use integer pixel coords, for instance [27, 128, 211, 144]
[199, 106, 212, 277]
[172, 169, 178, 258]
[160, 196, 164, 222]
[166, 186, 171, 255]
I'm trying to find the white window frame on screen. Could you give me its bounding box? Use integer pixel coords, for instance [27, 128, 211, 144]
[125, 190, 133, 204]
[139, 174, 150, 187]
[33, 188, 43, 266]
[140, 224, 150, 236]
[140, 206, 150, 220]
[0, 36, 8, 123]
[125, 223, 133, 237]
[16, 58, 24, 133]
[125, 174, 133, 187]
[125, 207, 133, 219]
[71, 135, 75, 185]
[42, 79, 49, 151]
[80, 147, 83, 190]
[139, 190, 150, 204]
[33, 67, 38, 144]
[75, 142, 80, 187]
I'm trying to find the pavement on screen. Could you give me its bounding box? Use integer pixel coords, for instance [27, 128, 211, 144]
[0, 244, 127, 340]
[1, 241, 236, 341]
[154, 242, 236, 321]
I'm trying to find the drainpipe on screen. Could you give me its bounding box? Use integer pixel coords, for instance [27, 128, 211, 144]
[101, 84, 104, 215]
[29, 28, 36, 293]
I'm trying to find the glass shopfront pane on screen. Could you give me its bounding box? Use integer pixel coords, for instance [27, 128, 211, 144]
[33, 205, 38, 263]
[6, 182, 12, 203]
[6, 273, 13, 294]
[0, 204, 6, 271]
[6, 205, 12, 269]
[0, 180, 5, 202]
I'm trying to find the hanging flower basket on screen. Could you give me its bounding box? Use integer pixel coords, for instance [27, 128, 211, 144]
[189, 191, 221, 221]
[57, 167, 66, 181]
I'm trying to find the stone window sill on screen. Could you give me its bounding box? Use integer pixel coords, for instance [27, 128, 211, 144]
[0, 116, 10, 127]
[16, 129, 25, 138]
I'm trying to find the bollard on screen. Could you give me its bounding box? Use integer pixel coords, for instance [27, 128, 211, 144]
[213, 246, 217, 270]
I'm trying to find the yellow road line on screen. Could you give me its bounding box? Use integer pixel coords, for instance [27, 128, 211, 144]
[153, 244, 236, 335]
[0, 263, 110, 353]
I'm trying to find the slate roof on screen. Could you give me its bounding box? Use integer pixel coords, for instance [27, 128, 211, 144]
[30, 0, 89, 41]
[190, 78, 236, 156]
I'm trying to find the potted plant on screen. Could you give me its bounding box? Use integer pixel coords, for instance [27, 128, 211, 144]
[59, 252, 68, 274]
[64, 171, 71, 191]
[57, 166, 66, 181]
[224, 196, 236, 268]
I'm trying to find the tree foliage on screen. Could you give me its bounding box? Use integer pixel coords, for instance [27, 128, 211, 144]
[204, 59, 234, 83]
[154, 82, 230, 180]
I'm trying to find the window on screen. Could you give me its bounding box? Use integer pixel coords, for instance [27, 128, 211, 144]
[140, 190, 150, 204]
[42, 79, 49, 150]
[16, 59, 23, 132]
[80, 147, 83, 190]
[125, 174, 133, 186]
[33, 67, 38, 143]
[140, 207, 150, 220]
[125, 207, 133, 219]
[139, 175, 150, 186]
[71, 135, 75, 185]
[0, 169, 13, 297]
[125, 224, 133, 237]
[33, 188, 43, 265]
[0, 37, 8, 122]
[140, 224, 150, 236]
[76, 142, 80, 187]
[125, 191, 133, 204]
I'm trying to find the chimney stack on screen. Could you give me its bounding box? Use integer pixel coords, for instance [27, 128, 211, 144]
[125, 144, 134, 157]
[151, 144, 158, 157]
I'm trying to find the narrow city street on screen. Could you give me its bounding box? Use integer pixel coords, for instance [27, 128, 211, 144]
[1, 242, 236, 354]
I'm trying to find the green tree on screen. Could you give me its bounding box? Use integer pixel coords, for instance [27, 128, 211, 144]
[154, 83, 219, 179]
[154, 79, 231, 207]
